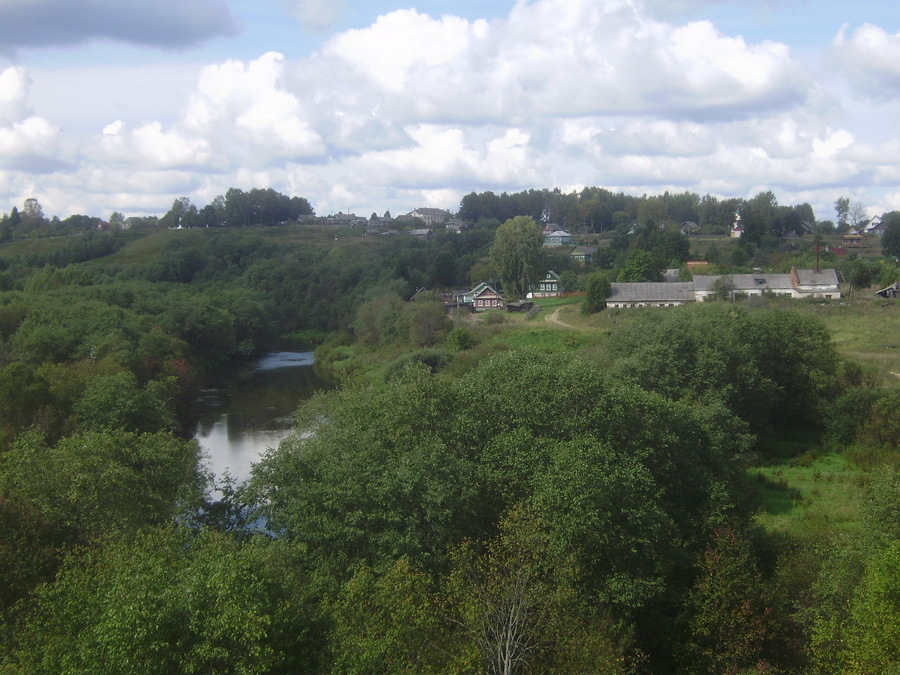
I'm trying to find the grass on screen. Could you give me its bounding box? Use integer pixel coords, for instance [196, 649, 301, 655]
[785, 296, 900, 385]
[749, 451, 866, 538]
[101, 229, 206, 265]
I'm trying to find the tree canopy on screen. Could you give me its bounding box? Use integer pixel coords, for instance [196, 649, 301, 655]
[489, 216, 545, 300]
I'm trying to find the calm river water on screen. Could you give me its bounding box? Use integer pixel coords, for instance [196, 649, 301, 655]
[193, 352, 334, 484]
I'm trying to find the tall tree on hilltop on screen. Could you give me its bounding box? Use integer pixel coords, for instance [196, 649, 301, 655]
[490, 216, 545, 300]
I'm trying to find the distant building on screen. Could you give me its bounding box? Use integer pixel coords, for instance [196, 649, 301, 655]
[570, 246, 597, 264]
[608, 267, 840, 308]
[543, 230, 573, 246]
[406, 207, 451, 226]
[531, 271, 561, 298]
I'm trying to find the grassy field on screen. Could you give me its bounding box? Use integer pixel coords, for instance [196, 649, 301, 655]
[795, 296, 900, 385]
[749, 449, 867, 539]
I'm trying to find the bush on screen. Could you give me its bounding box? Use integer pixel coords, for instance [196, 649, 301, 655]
[581, 272, 611, 315]
[446, 327, 476, 351]
[384, 349, 452, 381]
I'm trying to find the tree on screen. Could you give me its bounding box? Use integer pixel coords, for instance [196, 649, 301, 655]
[7, 206, 21, 229]
[160, 196, 192, 228]
[329, 559, 443, 673]
[443, 506, 626, 674]
[0, 429, 202, 540]
[248, 365, 482, 582]
[637, 196, 669, 226]
[683, 528, 772, 673]
[620, 248, 662, 282]
[842, 541, 900, 674]
[834, 197, 850, 230]
[11, 529, 323, 673]
[882, 216, 900, 258]
[849, 201, 868, 228]
[581, 272, 611, 315]
[489, 216, 545, 300]
[407, 299, 451, 348]
[23, 197, 44, 221]
[108, 211, 125, 229]
[740, 191, 778, 243]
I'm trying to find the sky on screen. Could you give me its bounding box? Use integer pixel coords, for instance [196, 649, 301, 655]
[0, 0, 898, 223]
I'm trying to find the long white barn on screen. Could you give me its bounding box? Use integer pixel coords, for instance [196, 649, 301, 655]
[606, 267, 840, 308]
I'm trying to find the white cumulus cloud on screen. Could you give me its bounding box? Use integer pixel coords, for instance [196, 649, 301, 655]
[831, 23, 900, 100]
[0, 66, 69, 171]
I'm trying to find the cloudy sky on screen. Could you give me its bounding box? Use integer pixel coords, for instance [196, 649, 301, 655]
[1, 0, 898, 223]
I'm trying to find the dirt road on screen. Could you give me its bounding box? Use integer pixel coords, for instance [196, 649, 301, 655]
[545, 307, 576, 329]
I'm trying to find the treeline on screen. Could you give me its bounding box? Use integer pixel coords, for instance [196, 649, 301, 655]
[458, 186, 818, 237]
[158, 187, 315, 229]
[0, 187, 316, 243]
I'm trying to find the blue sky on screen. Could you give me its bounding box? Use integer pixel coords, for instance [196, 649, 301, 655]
[1, 0, 898, 222]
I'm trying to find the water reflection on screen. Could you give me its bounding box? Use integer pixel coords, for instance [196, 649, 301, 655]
[193, 351, 333, 484]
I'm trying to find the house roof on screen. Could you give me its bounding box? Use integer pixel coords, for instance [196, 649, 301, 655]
[472, 283, 503, 299]
[795, 268, 839, 287]
[692, 274, 794, 293]
[410, 207, 450, 217]
[469, 281, 501, 296]
[608, 282, 695, 303]
[545, 230, 571, 237]
[692, 268, 839, 293]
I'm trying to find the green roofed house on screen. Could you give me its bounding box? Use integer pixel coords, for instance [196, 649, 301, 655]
[543, 229, 573, 246]
[460, 282, 505, 311]
[570, 246, 597, 264]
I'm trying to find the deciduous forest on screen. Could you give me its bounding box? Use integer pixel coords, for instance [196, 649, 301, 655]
[0, 189, 897, 673]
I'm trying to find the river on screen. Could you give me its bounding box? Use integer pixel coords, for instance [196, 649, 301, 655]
[193, 352, 334, 485]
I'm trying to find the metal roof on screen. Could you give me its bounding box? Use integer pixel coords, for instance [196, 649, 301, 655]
[609, 282, 695, 302]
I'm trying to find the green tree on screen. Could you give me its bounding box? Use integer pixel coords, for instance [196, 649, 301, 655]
[534, 438, 676, 610]
[329, 559, 443, 673]
[581, 271, 611, 315]
[248, 365, 482, 582]
[0, 429, 202, 539]
[74, 371, 177, 432]
[683, 528, 772, 673]
[407, 299, 451, 348]
[443, 506, 626, 674]
[620, 248, 662, 282]
[490, 216, 545, 300]
[842, 541, 900, 674]
[882, 216, 900, 258]
[108, 211, 125, 229]
[11, 529, 323, 673]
